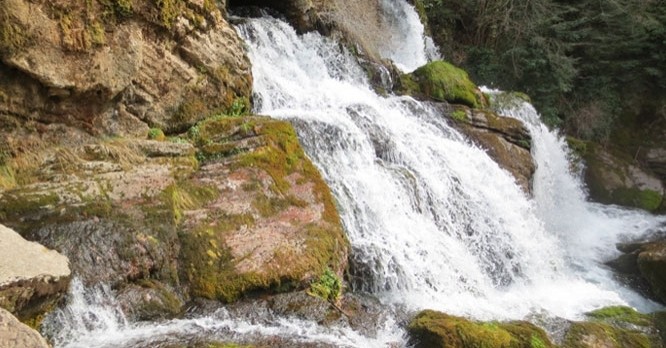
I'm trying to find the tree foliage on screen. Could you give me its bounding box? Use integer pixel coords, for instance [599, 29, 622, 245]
[421, 0, 666, 141]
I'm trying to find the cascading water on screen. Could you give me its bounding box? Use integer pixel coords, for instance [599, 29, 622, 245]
[239, 16, 666, 320]
[375, 0, 440, 71]
[44, 2, 666, 347]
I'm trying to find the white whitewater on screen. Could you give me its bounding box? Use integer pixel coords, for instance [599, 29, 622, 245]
[44, 279, 403, 348]
[241, 16, 666, 320]
[376, 0, 439, 71]
[46, 3, 666, 347]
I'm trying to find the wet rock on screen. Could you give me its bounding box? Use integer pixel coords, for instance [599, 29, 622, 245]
[584, 144, 663, 212]
[562, 306, 663, 348]
[407, 309, 554, 348]
[429, 103, 535, 194]
[608, 239, 666, 305]
[398, 61, 484, 108]
[0, 224, 70, 325]
[0, 308, 49, 348]
[179, 116, 349, 303]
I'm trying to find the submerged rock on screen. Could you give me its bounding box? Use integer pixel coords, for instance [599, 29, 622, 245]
[407, 309, 554, 348]
[0, 308, 49, 348]
[0, 224, 70, 326]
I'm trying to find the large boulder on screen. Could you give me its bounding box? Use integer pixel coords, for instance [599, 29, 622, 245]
[407, 310, 553, 348]
[447, 106, 535, 193]
[0, 224, 70, 326]
[562, 306, 664, 348]
[0, 308, 49, 348]
[398, 61, 485, 108]
[583, 144, 664, 212]
[607, 239, 666, 305]
[179, 116, 349, 302]
[0, 116, 348, 320]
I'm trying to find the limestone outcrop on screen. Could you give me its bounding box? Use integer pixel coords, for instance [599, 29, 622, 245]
[0, 116, 348, 320]
[0, 224, 70, 324]
[0, 308, 49, 348]
[0, 0, 252, 140]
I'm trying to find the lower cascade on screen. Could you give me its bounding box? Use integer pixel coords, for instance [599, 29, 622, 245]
[44, 12, 666, 348]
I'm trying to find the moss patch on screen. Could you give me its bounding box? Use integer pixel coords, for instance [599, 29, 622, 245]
[408, 310, 554, 348]
[586, 306, 652, 327]
[562, 321, 651, 348]
[400, 61, 482, 108]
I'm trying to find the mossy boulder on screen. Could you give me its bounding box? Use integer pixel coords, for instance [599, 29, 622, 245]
[399, 61, 485, 108]
[583, 143, 664, 212]
[407, 310, 553, 348]
[562, 306, 664, 348]
[178, 116, 349, 303]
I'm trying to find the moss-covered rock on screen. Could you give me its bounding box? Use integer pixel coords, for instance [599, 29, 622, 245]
[399, 61, 484, 108]
[178, 116, 349, 303]
[560, 305, 664, 348]
[407, 310, 554, 348]
[584, 143, 664, 212]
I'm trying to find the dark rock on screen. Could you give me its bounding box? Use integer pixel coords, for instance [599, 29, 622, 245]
[608, 238, 666, 305]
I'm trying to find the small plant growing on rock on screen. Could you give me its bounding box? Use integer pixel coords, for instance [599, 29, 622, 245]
[227, 97, 250, 117]
[148, 128, 165, 141]
[307, 268, 342, 304]
[451, 109, 467, 122]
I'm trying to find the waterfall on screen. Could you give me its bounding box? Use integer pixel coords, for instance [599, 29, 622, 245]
[376, 0, 440, 71]
[45, 2, 666, 347]
[239, 16, 666, 320]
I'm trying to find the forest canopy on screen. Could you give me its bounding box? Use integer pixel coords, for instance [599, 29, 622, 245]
[420, 0, 666, 142]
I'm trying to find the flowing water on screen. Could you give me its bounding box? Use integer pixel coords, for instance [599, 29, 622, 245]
[45, 3, 666, 347]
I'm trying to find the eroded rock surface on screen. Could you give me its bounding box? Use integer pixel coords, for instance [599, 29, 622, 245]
[0, 224, 70, 323]
[0, 308, 49, 348]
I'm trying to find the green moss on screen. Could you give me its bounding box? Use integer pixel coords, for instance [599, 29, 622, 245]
[156, 0, 183, 28]
[0, 191, 60, 222]
[611, 188, 662, 212]
[88, 21, 106, 46]
[451, 109, 468, 122]
[401, 61, 482, 108]
[252, 194, 307, 218]
[307, 268, 342, 303]
[408, 310, 554, 348]
[586, 306, 652, 326]
[148, 128, 166, 141]
[161, 182, 219, 223]
[563, 321, 651, 348]
[566, 136, 588, 157]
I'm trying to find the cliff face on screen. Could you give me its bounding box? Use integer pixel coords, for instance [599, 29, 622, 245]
[0, 0, 348, 325]
[0, 0, 252, 140]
